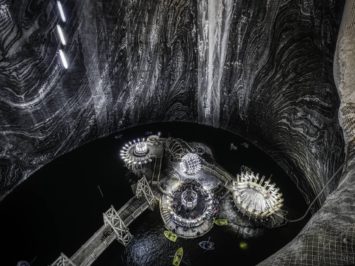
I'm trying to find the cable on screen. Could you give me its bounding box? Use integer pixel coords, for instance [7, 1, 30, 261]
[282, 162, 345, 223]
[226, 163, 345, 230]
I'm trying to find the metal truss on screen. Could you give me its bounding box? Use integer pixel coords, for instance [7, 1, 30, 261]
[50, 253, 75, 266]
[136, 175, 156, 209]
[103, 206, 132, 246]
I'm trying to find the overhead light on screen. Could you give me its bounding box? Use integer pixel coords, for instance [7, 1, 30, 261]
[56, 1, 66, 22]
[56, 25, 66, 45]
[59, 49, 69, 69]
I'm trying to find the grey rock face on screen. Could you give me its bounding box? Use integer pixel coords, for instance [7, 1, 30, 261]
[0, 0, 344, 202]
[260, 0, 355, 264]
[1, 0, 353, 263]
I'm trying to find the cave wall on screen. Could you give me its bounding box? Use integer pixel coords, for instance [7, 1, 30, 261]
[0, 0, 344, 209]
[260, 1, 355, 264]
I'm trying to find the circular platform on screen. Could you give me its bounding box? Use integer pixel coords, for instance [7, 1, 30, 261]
[232, 170, 284, 221]
[160, 180, 216, 238]
[120, 137, 162, 169]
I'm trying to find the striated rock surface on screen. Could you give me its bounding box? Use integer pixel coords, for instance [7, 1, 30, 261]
[1, 0, 354, 263]
[260, 0, 355, 264]
[0, 0, 344, 202]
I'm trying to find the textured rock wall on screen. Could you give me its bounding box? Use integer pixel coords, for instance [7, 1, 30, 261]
[335, 0, 355, 161]
[260, 0, 355, 264]
[0, 0, 344, 215]
[201, 0, 345, 204]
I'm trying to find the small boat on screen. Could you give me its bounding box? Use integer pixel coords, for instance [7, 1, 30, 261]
[164, 230, 178, 242]
[241, 142, 249, 149]
[214, 218, 229, 226]
[172, 247, 184, 266]
[199, 237, 215, 251]
[239, 241, 248, 250]
[230, 143, 238, 151]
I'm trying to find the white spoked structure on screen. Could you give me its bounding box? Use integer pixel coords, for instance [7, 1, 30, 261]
[232, 170, 284, 221]
[120, 138, 153, 169]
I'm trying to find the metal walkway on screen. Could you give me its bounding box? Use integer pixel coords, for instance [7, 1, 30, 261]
[62, 197, 149, 266]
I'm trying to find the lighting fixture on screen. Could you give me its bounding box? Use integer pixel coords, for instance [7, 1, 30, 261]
[59, 49, 69, 69]
[56, 25, 66, 45]
[56, 1, 66, 22]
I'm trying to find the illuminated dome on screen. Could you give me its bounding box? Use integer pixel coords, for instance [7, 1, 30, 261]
[232, 170, 284, 220]
[181, 153, 202, 175]
[134, 142, 149, 156]
[120, 138, 153, 169]
[160, 180, 215, 238]
[181, 188, 198, 210]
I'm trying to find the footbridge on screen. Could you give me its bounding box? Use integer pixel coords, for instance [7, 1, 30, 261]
[50, 176, 156, 266]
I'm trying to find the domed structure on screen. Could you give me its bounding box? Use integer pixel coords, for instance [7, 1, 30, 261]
[180, 153, 202, 175]
[120, 138, 153, 169]
[133, 141, 149, 156]
[0, 0, 352, 264]
[181, 188, 198, 210]
[232, 170, 284, 221]
[160, 180, 215, 238]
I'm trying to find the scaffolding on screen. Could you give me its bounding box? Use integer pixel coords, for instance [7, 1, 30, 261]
[136, 175, 156, 210]
[50, 253, 75, 266]
[103, 206, 132, 246]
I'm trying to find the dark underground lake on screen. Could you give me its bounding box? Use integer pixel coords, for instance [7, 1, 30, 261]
[0, 122, 312, 266]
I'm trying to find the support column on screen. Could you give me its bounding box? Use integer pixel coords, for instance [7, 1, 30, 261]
[103, 206, 132, 246]
[136, 175, 156, 210]
[50, 253, 75, 266]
